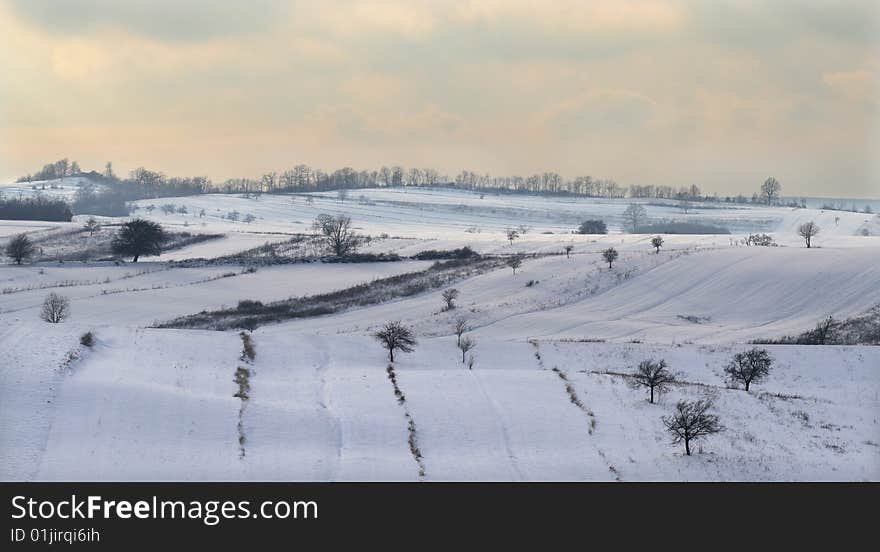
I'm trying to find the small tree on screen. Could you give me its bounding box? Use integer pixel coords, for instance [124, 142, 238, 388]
[6, 233, 35, 265]
[442, 288, 460, 311]
[651, 235, 664, 253]
[374, 321, 417, 363]
[507, 254, 523, 275]
[662, 399, 722, 456]
[564, 245, 573, 259]
[602, 247, 618, 268]
[41, 292, 70, 323]
[506, 228, 519, 245]
[724, 348, 772, 391]
[84, 217, 100, 236]
[111, 218, 168, 262]
[314, 214, 358, 256]
[630, 359, 675, 404]
[578, 220, 608, 234]
[458, 335, 476, 364]
[761, 177, 781, 205]
[622, 204, 647, 233]
[453, 316, 470, 347]
[798, 221, 819, 248]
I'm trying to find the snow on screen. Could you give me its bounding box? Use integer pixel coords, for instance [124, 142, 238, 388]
[2, 185, 878, 481]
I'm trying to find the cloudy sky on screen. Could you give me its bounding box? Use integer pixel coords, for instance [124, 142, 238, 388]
[0, 0, 877, 197]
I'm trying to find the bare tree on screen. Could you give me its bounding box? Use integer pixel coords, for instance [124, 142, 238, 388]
[798, 221, 819, 248]
[442, 288, 460, 311]
[724, 348, 772, 391]
[458, 335, 476, 364]
[453, 316, 470, 347]
[315, 214, 358, 256]
[374, 321, 417, 363]
[41, 292, 70, 323]
[506, 228, 519, 245]
[651, 235, 664, 253]
[84, 217, 100, 236]
[662, 399, 722, 455]
[564, 245, 573, 259]
[630, 359, 676, 403]
[507, 254, 523, 275]
[602, 247, 618, 268]
[6, 233, 35, 265]
[622, 204, 647, 233]
[803, 316, 837, 345]
[337, 188, 349, 204]
[761, 177, 781, 205]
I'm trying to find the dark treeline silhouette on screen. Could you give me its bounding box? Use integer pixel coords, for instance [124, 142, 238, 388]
[0, 196, 73, 221]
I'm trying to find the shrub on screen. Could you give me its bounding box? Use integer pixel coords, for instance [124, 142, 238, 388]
[41, 292, 70, 323]
[413, 246, 480, 260]
[578, 220, 608, 234]
[80, 331, 95, 347]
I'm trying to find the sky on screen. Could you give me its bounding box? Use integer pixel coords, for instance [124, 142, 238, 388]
[0, 0, 878, 198]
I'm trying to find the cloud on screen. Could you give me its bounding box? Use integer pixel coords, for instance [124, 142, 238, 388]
[823, 70, 876, 103]
[5, 0, 286, 41]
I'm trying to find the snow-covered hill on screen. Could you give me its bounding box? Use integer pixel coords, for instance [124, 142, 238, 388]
[1, 186, 878, 481]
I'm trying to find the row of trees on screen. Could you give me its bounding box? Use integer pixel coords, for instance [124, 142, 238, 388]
[16, 158, 82, 182]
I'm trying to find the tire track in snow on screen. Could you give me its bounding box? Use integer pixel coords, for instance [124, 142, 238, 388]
[470, 368, 525, 481]
[313, 340, 343, 481]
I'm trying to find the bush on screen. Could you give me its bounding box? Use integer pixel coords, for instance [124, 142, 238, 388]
[80, 331, 95, 347]
[412, 246, 480, 260]
[41, 292, 70, 323]
[746, 233, 775, 246]
[577, 220, 607, 234]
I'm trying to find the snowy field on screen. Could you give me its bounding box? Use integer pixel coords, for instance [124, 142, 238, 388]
[1, 184, 878, 481]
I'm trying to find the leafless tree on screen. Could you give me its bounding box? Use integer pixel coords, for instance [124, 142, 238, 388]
[458, 335, 476, 364]
[506, 228, 519, 245]
[651, 235, 664, 253]
[564, 245, 573, 259]
[315, 214, 358, 256]
[761, 177, 781, 204]
[724, 348, 772, 391]
[453, 316, 470, 347]
[374, 321, 417, 363]
[41, 292, 70, 323]
[798, 221, 819, 248]
[662, 399, 722, 455]
[337, 188, 349, 203]
[442, 288, 460, 311]
[630, 359, 676, 403]
[507, 254, 523, 275]
[6, 233, 35, 265]
[622, 204, 647, 233]
[84, 217, 100, 236]
[602, 247, 618, 268]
